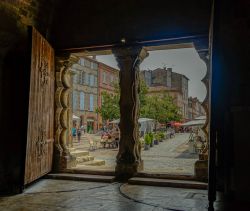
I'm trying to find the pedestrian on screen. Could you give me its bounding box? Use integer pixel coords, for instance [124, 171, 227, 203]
[77, 128, 81, 143]
[72, 127, 77, 142]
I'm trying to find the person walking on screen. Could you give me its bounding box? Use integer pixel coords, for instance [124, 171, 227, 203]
[77, 128, 81, 143]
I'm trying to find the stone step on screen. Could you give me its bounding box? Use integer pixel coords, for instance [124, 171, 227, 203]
[70, 150, 89, 157]
[45, 173, 115, 183]
[78, 160, 105, 166]
[76, 155, 94, 163]
[128, 177, 207, 190]
[68, 147, 76, 152]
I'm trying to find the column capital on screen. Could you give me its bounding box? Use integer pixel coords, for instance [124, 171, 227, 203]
[113, 47, 148, 69]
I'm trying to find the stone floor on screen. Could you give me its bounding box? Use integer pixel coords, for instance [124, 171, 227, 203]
[0, 179, 220, 211]
[71, 133, 198, 175]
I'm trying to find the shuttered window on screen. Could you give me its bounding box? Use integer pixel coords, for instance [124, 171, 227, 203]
[80, 92, 85, 110]
[73, 91, 78, 111]
[89, 94, 94, 111]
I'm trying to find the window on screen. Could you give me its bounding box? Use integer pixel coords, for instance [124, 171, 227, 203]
[89, 94, 94, 111]
[79, 71, 85, 85]
[85, 73, 89, 85]
[73, 91, 78, 111]
[102, 72, 107, 83]
[80, 92, 85, 110]
[91, 62, 98, 70]
[89, 75, 94, 86]
[73, 73, 78, 84]
[79, 58, 85, 66]
[94, 76, 97, 86]
[110, 75, 114, 84]
[84, 59, 91, 67]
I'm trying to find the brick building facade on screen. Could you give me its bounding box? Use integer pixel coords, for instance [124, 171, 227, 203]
[97, 62, 119, 128]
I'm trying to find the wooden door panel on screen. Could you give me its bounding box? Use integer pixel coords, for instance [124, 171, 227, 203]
[24, 28, 54, 185]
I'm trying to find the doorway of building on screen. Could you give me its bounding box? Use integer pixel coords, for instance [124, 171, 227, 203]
[61, 44, 209, 179]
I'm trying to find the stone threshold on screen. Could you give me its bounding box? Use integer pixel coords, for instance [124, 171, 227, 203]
[45, 173, 115, 183]
[128, 177, 207, 190]
[47, 170, 207, 190]
[61, 169, 196, 181]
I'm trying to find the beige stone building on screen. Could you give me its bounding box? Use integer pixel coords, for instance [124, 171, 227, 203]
[140, 68, 189, 121]
[72, 56, 98, 132]
[188, 97, 205, 120]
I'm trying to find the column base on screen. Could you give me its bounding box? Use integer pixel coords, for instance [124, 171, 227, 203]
[53, 152, 76, 172]
[195, 159, 208, 182]
[115, 160, 143, 181]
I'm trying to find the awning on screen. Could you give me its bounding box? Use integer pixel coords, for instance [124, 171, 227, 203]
[87, 119, 94, 122]
[73, 114, 80, 120]
[195, 115, 206, 120]
[110, 118, 155, 124]
[181, 119, 205, 127]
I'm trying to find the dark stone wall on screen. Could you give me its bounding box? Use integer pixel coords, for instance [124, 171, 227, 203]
[212, 0, 250, 207]
[51, 0, 212, 49]
[0, 1, 57, 194]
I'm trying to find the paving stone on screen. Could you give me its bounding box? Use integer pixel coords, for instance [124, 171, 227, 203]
[0, 179, 217, 211]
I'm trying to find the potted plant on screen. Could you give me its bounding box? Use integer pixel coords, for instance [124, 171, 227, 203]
[144, 134, 150, 150]
[158, 132, 165, 142]
[149, 132, 154, 147]
[154, 133, 159, 145]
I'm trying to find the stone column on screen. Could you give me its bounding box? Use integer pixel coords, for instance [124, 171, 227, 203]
[113, 47, 148, 180]
[54, 54, 78, 171]
[194, 51, 210, 181]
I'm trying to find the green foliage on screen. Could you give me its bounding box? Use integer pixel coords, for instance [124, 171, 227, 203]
[158, 132, 165, 139]
[139, 79, 149, 112]
[155, 132, 164, 140]
[97, 80, 149, 122]
[144, 134, 151, 145]
[140, 94, 182, 124]
[96, 91, 120, 122]
[148, 132, 154, 142]
[96, 80, 181, 126]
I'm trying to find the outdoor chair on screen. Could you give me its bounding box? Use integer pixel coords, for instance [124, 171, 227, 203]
[86, 135, 97, 151]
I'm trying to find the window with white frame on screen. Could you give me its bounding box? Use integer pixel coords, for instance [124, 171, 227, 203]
[89, 75, 94, 86]
[80, 92, 85, 110]
[73, 91, 78, 111]
[73, 73, 78, 84]
[79, 58, 85, 66]
[85, 73, 89, 85]
[102, 72, 107, 83]
[89, 94, 94, 111]
[84, 59, 91, 67]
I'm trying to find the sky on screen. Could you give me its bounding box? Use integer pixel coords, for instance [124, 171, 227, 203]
[96, 48, 207, 101]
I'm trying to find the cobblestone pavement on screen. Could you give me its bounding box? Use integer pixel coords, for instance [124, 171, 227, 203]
[72, 133, 198, 175]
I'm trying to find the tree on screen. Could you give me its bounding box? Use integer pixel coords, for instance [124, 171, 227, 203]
[139, 78, 148, 113]
[96, 79, 181, 128]
[140, 94, 181, 130]
[96, 92, 119, 123]
[97, 79, 148, 123]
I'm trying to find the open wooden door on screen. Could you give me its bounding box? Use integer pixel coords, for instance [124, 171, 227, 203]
[24, 28, 55, 185]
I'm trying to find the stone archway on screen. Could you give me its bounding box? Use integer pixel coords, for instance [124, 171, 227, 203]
[194, 50, 210, 181]
[53, 54, 79, 171]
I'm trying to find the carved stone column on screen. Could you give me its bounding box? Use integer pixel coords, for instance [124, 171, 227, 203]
[53, 54, 78, 171]
[194, 51, 210, 181]
[113, 47, 148, 180]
